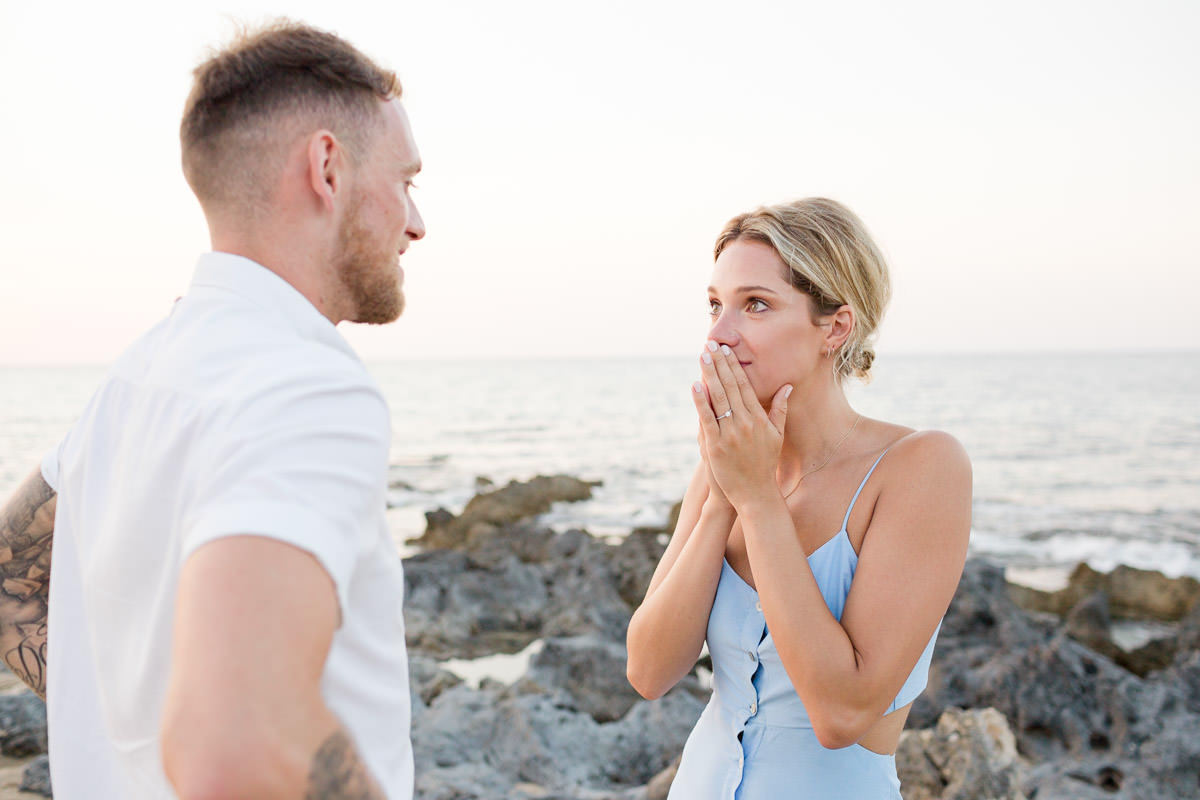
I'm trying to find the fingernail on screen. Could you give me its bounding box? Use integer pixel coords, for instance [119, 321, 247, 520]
[693, 381, 703, 393]
[706, 340, 719, 352]
[720, 345, 732, 356]
[701, 352, 713, 365]
[784, 385, 793, 398]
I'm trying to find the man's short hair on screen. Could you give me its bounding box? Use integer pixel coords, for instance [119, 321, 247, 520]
[180, 20, 401, 212]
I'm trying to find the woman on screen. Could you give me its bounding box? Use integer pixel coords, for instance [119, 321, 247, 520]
[626, 198, 971, 799]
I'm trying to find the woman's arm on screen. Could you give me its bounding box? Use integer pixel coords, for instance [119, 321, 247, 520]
[626, 461, 734, 700]
[741, 432, 969, 747]
[702, 346, 971, 748]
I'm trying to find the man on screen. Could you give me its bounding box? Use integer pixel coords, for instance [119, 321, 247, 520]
[0, 20, 424, 798]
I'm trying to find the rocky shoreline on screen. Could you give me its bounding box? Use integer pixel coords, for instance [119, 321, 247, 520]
[3, 474, 1197, 798]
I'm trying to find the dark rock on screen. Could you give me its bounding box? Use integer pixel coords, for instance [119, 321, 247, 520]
[1009, 563, 1200, 623]
[1060, 589, 1185, 677]
[403, 549, 548, 658]
[413, 683, 505, 771]
[0, 692, 47, 757]
[1105, 565, 1200, 621]
[910, 560, 1050, 730]
[422, 507, 455, 533]
[1020, 762, 1126, 800]
[1165, 649, 1200, 714]
[973, 633, 1129, 760]
[1064, 591, 1118, 659]
[409, 653, 464, 709]
[525, 636, 642, 723]
[413, 475, 599, 549]
[485, 692, 611, 788]
[1117, 636, 1177, 676]
[415, 761, 512, 800]
[913, 560, 1200, 800]
[1176, 598, 1200, 652]
[19, 753, 51, 797]
[610, 529, 668, 609]
[464, 520, 557, 568]
[541, 536, 632, 644]
[400, 477, 1200, 800]
[1061, 590, 1180, 677]
[604, 689, 704, 786]
[404, 522, 636, 659]
[411, 674, 702, 799]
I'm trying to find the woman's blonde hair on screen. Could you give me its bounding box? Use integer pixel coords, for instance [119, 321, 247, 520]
[714, 198, 892, 381]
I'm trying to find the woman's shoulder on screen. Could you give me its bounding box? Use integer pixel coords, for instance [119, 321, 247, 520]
[856, 426, 972, 548]
[873, 426, 971, 481]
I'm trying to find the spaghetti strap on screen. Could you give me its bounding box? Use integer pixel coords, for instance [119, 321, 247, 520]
[841, 448, 891, 530]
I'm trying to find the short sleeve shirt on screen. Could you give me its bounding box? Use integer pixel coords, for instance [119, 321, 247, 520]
[41, 252, 412, 798]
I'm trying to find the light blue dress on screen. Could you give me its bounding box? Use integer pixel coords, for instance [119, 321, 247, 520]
[668, 452, 939, 800]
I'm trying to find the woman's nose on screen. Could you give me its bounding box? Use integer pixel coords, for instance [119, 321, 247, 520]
[708, 313, 740, 348]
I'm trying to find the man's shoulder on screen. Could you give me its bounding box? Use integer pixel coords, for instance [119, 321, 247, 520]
[132, 290, 382, 405]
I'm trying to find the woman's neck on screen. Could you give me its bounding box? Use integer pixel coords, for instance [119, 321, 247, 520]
[777, 378, 859, 485]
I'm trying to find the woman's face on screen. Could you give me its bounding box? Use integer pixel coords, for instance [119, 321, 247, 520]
[707, 239, 827, 404]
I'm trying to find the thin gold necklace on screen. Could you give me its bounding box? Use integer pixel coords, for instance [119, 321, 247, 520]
[782, 414, 862, 499]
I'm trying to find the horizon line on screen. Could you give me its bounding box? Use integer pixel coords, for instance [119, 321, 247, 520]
[3, 347, 1198, 369]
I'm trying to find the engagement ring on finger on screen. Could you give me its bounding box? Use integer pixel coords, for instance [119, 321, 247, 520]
[717, 409, 733, 420]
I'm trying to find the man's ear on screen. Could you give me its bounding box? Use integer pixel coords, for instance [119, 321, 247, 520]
[825, 305, 855, 351]
[305, 130, 344, 213]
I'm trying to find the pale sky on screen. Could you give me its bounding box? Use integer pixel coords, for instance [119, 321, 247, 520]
[1, 0, 1197, 364]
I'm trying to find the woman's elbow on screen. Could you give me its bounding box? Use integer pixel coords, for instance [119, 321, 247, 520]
[625, 622, 675, 700]
[812, 722, 859, 751]
[625, 657, 670, 700]
[809, 707, 874, 751]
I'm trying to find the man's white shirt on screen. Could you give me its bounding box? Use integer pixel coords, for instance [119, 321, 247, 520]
[42, 252, 412, 798]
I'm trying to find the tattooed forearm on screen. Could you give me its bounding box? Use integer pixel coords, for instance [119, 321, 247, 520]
[304, 728, 386, 800]
[0, 468, 56, 698]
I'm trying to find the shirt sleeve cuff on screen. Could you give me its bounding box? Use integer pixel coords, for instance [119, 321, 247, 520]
[183, 502, 356, 621]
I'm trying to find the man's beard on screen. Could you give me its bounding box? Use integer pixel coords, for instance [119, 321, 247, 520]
[335, 196, 405, 325]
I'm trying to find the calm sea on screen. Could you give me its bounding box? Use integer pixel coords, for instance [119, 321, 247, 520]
[2, 353, 1197, 583]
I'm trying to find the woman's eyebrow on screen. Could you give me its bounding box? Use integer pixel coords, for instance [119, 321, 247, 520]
[708, 285, 783, 295]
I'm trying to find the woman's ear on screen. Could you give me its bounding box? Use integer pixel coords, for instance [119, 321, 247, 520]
[825, 305, 855, 351]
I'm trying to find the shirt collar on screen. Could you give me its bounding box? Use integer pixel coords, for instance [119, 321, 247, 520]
[188, 251, 360, 361]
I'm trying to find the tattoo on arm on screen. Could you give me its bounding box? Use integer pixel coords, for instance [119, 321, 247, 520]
[0, 469, 56, 698]
[305, 728, 387, 800]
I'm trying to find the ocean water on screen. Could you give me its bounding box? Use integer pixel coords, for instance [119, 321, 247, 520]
[2, 353, 1197, 583]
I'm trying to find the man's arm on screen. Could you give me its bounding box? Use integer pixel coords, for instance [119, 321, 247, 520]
[160, 535, 386, 800]
[0, 468, 55, 698]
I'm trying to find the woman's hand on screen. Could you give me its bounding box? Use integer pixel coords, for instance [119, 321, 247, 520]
[692, 341, 792, 509]
[697, 419, 734, 515]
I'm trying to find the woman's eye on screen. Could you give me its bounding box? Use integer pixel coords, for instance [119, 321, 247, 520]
[748, 298, 768, 312]
[708, 300, 721, 316]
